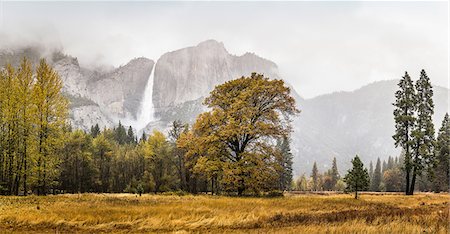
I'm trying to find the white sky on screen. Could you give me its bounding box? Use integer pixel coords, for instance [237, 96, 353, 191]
[0, 1, 448, 98]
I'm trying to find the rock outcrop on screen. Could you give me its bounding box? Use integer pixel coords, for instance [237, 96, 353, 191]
[0, 47, 154, 130]
[152, 40, 280, 112]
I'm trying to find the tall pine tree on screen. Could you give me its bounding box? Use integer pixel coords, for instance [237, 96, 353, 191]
[371, 158, 382, 191]
[433, 113, 449, 192]
[410, 70, 435, 195]
[276, 136, 293, 191]
[393, 71, 416, 195]
[311, 162, 319, 191]
[329, 157, 340, 190]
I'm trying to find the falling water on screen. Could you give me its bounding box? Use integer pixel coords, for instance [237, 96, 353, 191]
[135, 64, 156, 131]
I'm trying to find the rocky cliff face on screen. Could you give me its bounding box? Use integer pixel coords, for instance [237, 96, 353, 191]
[87, 57, 154, 120]
[152, 40, 280, 112]
[0, 47, 154, 130]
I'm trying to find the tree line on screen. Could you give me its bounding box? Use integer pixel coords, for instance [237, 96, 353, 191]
[393, 70, 449, 195]
[1, 62, 297, 196]
[2, 59, 447, 197]
[292, 70, 449, 197]
[0, 58, 67, 195]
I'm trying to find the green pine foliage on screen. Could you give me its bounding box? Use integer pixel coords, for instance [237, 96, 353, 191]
[370, 158, 382, 191]
[276, 136, 294, 191]
[393, 70, 437, 195]
[344, 155, 369, 199]
[433, 113, 450, 192]
[393, 71, 416, 195]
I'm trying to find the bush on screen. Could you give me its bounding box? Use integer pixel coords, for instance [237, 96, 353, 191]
[266, 190, 284, 197]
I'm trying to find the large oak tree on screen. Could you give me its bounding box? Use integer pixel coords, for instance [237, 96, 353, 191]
[179, 73, 299, 195]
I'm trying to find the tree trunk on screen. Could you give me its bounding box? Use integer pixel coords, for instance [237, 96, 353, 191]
[23, 155, 27, 196]
[405, 146, 411, 195]
[409, 167, 417, 195]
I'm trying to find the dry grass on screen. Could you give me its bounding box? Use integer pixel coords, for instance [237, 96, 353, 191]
[0, 193, 448, 233]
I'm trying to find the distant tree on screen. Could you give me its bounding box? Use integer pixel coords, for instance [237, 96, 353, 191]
[144, 130, 176, 193]
[433, 113, 449, 192]
[384, 168, 403, 192]
[382, 160, 387, 174]
[140, 131, 147, 142]
[393, 71, 416, 195]
[136, 183, 144, 196]
[295, 174, 309, 191]
[92, 133, 113, 192]
[168, 120, 189, 191]
[387, 156, 394, 171]
[322, 175, 334, 191]
[114, 121, 127, 145]
[276, 136, 294, 191]
[371, 158, 382, 191]
[90, 124, 100, 138]
[344, 155, 369, 199]
[59, 130, 96, 193]
[127, 126, 136, 144]
[369, 161, 374, 181]
[311, 162, 319, 191]
[329, 157, 340, 190]
[335, 179, 346, 192]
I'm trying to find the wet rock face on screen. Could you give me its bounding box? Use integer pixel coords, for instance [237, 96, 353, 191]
[1, 40, 280, 131]
[56, 56, 154, 129]
[152, 40, 280, 111]
[0, 47, 155, 130]
[87, 57, 154, 120]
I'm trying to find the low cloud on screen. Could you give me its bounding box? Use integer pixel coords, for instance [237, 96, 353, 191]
[0, 1, 447, 98]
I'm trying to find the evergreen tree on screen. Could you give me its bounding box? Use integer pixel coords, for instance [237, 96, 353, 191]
[140, 131, 147, 142]
[433, 113, 449, 192]
[410, 70, 435, 195]
[344, 155, 369, 199]
[382, 160, 387, 174]
[114, 121, 127, 145]
[387, 156, 394, 170]
[90, 124, 100, 138]
[371, 158, 382, 191]
[59, 130, 96, 193]
[277, 136, 294, 191]
[393, 71, 416, 195]
[311, 162, 319, 191]
[127, 126, 135, 144]
[369, 161, 373, 181]
[329, 157, 340, 190]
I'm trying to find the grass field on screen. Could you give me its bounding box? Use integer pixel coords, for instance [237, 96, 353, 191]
[0, 193, 448, 233]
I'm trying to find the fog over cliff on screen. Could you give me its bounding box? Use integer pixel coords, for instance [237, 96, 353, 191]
[0, 1, 447, 98]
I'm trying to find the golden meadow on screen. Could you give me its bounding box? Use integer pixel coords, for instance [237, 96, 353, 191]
[0, 193, 448, 233]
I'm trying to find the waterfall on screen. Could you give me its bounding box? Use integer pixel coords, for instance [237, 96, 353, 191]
[135, 64, 156, 131]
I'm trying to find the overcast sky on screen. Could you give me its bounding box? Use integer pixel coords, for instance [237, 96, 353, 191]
[0, 1, 448, 98]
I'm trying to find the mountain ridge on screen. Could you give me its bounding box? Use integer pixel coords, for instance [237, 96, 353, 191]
[1, 41, 448, 175]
